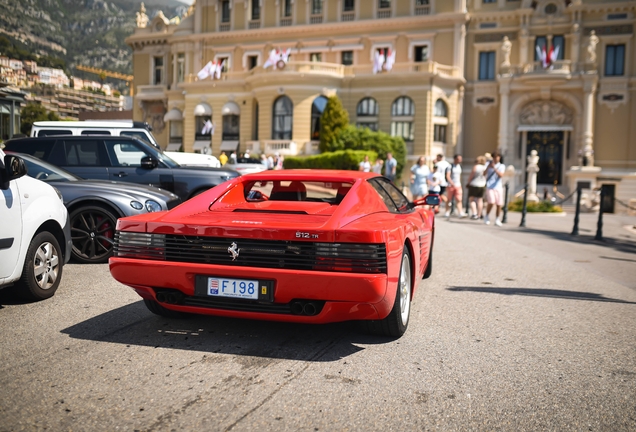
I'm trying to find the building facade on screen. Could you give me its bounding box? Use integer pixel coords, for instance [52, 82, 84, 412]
[127, 0, 636, 207]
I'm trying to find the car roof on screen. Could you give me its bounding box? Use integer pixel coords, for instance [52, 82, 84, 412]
[32, 120, 139, 128]
[9, 135, 138, 142]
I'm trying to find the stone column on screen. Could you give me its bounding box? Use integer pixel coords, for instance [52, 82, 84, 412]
[498, 76, 512, 157]
[172, 52, 178, 88]
[456, 86, 465, 156]
[581, 76, 598, 166]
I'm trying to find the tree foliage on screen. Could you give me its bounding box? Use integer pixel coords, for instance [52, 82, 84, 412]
[337, 125, 407, 178]
[20, 103, 60, 135]
[319, 96, 349, 153]
[283, 150, 377, 171]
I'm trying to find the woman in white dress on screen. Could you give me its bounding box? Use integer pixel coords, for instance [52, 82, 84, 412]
[410, 156, 430, 200]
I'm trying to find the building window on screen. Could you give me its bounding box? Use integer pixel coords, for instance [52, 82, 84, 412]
[416, 0, 428, 4]
[605, 44, 625, 76]
[544, 3, 557, 14]
[311, 96, 328, 140]
[272, 96, 293, 140]
[310, 53, 322, 62]
[357, 97, 379, 131]
[343, 0, 354, 11]
[379, 0, 391, 8]
[217, 57, 229, 73]
[251, 0, 260, 20]
[414, 45, 429, 62]
[283, 0, 292, 17]
[170, 121, 183, 145]
[312, 0, 323, 14]
[433, 99, 448, 144]
[195, 115, 212, 140]
[483, 0, 496, 3]
[221, 0, 230, 23]
[552, 35, 565, 60]
[341, 51, 353, 66]
[176, 53, 185, 83]
[391, 96, 414, 142]
[153, 56, 164, 85]
[248, 55, 258, 70]
[535, 36, 565, 61]
[478, 51, 495, 80]
[223, 114, 240, 141]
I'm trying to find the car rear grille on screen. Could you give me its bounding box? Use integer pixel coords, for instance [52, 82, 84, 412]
[114, 232, 387, 274]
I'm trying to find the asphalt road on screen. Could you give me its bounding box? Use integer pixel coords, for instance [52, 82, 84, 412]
[1, 212, 635, 431]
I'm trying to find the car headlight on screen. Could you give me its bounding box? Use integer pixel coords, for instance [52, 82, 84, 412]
[52, 187, 63, 202]
[130, 201, 144, 210]
[145, 200, 162, 212]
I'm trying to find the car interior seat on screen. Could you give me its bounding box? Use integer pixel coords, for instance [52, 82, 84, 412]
[269, 181, 307, 201]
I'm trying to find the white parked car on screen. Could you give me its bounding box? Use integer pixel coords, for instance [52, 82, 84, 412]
[31, 120, 221, 168]
[0, 149, 72, 300]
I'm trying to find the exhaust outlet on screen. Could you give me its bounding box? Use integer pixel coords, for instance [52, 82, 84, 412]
[303, 302, 317, 316]
[290, 302, 304, 315]
[156, 292, 167, 303]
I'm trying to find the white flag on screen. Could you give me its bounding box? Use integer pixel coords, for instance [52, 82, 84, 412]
[263, 49, 279, 69]
[201, 120, 214, 135]
[373, 50, 385, 74]
[214, 60, 225, 80]
[197, 61, 213, 80]
[384, 49, 396, 72]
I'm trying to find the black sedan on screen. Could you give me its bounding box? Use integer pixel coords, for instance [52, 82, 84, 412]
[4, 135, 240, 201]
[9, 152, 182, 264]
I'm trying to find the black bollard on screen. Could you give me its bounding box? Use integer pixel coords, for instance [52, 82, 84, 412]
[502, 182, 509, 224]
[520, 183, 528, 228]
[595, 187, 604, 241]
[571, 186, 582, 236]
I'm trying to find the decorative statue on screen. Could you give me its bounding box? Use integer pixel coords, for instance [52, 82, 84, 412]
[136, 3, 149, 28]
[500, 36, 512, 68]
[586, 30, 599, 64]
[526, 149, 540, 202]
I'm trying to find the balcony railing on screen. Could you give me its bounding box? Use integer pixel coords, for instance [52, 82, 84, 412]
[304, 140, 320, 155]
[248, 20, 261, 29]
[310, 14, 323, 24]
[504, 60, 573, 76]
[249, 61, 346, 78]
[280, 17, 292, 26]
[341, 11, 355, 21]
[377, 8, 391, 18]
[219, 23, 230, 32]
[415, 5, 430, 15]
[247, 140, 299, 156]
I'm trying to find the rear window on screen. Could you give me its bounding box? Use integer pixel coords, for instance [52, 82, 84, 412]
[81, 130, 111, 135]
[4, 139, 57, 160]
[244, 180, 353, 204]
[38, 130, 72, 137]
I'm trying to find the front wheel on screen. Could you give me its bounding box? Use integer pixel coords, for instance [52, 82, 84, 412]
[17, 232, 63, 301]
[363, 248, 412, 337]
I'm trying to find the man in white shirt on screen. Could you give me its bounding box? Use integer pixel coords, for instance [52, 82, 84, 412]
[445, 154, 467, 218]
[434, 154, 450, 209]
[359, 155, 371, 172]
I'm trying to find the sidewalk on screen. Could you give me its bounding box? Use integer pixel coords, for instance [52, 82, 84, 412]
[443, 209, 636, 290]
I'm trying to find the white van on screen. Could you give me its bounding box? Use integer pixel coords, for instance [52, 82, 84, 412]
[30, 121, 221, 168]
[0, 149, 72, 300]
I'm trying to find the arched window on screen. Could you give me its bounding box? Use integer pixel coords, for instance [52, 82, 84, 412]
[390, 96, 414, 143]
[311, 96, 328, 140]
[221, 102, 240, 141]
[272, 96, 293, 140]
[356, 97, 379, 131]
[433, 98, 448, 143]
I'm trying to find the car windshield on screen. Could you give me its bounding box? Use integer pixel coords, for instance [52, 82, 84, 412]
[20, 155, 80, 182]
[129, 138, 180, 168]
[243, 180, 354, 204]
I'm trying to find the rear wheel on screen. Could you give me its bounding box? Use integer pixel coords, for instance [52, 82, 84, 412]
[143, 299, 189, 318]
[17, 232, 63, 301]
[70, 205, 117, 264]
[363, 248, 412, 337]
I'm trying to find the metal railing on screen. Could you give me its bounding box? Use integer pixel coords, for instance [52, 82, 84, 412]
[377, 8, 391, 18]
[341, 11, 355, 21]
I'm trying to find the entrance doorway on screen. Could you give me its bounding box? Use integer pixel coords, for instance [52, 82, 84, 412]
[527, 131, 564, 185]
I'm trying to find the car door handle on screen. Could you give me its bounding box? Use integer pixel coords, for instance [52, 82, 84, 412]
[114, 172, 128, 178]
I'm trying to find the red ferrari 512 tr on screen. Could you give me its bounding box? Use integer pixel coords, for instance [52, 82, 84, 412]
[109, 170, 439, 337]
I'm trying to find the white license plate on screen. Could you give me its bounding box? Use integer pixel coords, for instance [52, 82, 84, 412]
[207, 277, 259, 300]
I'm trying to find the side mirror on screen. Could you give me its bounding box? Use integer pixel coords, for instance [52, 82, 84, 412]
[140, 156, 158, 169]
[413, 194, 441, 207]
[1, 155, 27, 190]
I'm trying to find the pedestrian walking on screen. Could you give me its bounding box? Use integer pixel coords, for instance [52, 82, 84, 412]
[230, 151, 237, 164]
[219, 151, 228, 166]
[359, 155, 371, 172]
[384, 152, 397, 182]
[483, 152, 506, 226]
[372, 158, 384, 174]
[465, 155, 487, 219]
[434, 154, 450, 208]
[410, 156, 430, 200]
[267, 154, 275, 170]
[445, 154, 467, 217]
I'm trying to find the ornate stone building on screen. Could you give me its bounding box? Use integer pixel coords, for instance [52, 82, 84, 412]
[127, 0, 636, 207]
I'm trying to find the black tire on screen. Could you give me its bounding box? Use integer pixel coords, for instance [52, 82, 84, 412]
[423, 246, 433, 279]
[143, 299, 189, 318]
[70, 205, 118, 264]
[16, 232, 63, 301]
[362, 248, 412, 338]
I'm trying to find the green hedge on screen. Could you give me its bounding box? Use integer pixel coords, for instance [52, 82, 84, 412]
[283, 150, 378, 171]
[508, 199, 563, 213]
[337, 125, 407, 178]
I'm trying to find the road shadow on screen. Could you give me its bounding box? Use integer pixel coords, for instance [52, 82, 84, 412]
[60, 301, 397, 362]
[448, 286, 636, 304]
[0, 286, 39, 306]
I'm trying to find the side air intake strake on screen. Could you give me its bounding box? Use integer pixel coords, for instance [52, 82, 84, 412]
[114, 231, 387, 274]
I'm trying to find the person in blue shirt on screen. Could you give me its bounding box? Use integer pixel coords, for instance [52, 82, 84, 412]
[384, 152, 397, 183]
